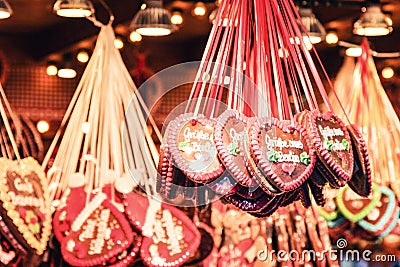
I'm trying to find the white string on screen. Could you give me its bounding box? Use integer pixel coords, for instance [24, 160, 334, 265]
[44, 25, 160, 207]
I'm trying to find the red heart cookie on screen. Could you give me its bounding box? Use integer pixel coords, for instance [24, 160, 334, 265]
[250, 117, 316, 192]
[304, 110, 354, 187]
[0, 157, 52, 255]
[116, 177, 201, 267]
[167, 113, 224, 183]
[214, 110, 254, 187]
[61, 193, 134, 266]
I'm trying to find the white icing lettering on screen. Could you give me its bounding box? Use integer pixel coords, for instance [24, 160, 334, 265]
[229, 128, 244, 144]
[14, 178, 34, 194]
[318, 125, 344, 140]
[79, 219, 96, 241]
[277, 151, 300, 163]
[7, 191, 45, 214]
[265, 135, 303, 150]
[183, 127, 213, 142]
[88, 209, 110, 255]
[332, 139, 347, 151]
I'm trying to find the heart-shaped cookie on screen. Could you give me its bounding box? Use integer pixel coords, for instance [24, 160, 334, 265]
[116, 178, 201, 267]
[305, 110, 354, 187]
[346, 124, 372, 197]
[358, 186, 399, 237]
[336, 184, 381, 223]
[167, 113, 224, 183]
[214, 110, 254, 187]
[53, 172, 87, 242]
[61, 193, 134, 266]
[250, 118, 316, 192]
[0, 157, 52, 255]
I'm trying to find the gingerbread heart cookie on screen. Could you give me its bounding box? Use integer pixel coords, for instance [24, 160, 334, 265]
[304, 110, 354, 187]
[250, 117, 315, 192]
[346, 124, 372, 197]
[214, 110, 254, 187]
[336, 184, 381, 223]
[116, 178, 201, 267]
[0, 157, 52, 255]
[167, 113, 224, 183]
[61, 193, 134, 266]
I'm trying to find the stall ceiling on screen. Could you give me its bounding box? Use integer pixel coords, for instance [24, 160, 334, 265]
[0, 0, 400, 61]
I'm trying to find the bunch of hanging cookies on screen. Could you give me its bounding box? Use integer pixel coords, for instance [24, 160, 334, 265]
[156, 0, 372, 217]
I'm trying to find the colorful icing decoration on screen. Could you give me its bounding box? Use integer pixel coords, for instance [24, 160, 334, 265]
[61, 193, 134, 267]
[167, 113, 224, 183]
[214, 110, 254, 187]
[249, 117, 316, 192]
[227, 142, 240, 156]
[300, 152, 311, 165]
[358, 186, 399, 237]
[116, 177, 201, 267]
[304, 110, 354, 187]
[267, 150, 280, 163]
[0, 157, 52, 255]
[336, 184, 381, 223]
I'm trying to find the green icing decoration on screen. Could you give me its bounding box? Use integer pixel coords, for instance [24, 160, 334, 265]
[178, 141, 190, 152]
[336, 184, 381, 223]
[317, 206, 339, 221]
[227, 142, 240, 156]
[323, 139, 333, 151]
[341, 139, 350, 150]
[300, 152, 311, 165]
[267, 150, 280, 163]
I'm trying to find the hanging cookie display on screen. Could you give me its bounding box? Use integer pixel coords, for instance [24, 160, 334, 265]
[0, 157, 52, 256]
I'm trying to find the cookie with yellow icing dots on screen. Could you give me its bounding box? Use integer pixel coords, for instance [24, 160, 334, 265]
[0, 157, 52, 256]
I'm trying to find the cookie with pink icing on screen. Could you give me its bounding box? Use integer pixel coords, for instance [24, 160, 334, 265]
[167, 113, 224, 183]
[302, 110, 354, 187]
[214, 110, 254, 187]
[249, 117, 316, 192]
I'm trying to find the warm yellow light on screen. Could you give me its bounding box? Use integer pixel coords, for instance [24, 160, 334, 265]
[325, 32, 339, 44]
[58, 68, 77, 79]
[0, 11, 11, 19]
[114, 37, 124, 49]
[382, 67, 394, 79]
[129, 31, 142, 43]
[37, 120, 50, 134]
[136, 28, 171, 37]
[193, 2, 206, 17]
[345, 47, 362, 57]
[56, 8, 91, 17]
[303, 37, 313, 50]
[47, 64, 58, 76]
[77, 50, 89, 63]
[171, 11, 183, 25]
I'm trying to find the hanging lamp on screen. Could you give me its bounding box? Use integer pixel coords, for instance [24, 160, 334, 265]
[53, 0, 94, 18]
[353, 5, 393, 36]
[130, 0, 176, 37]
[0, 0, 12, 19]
